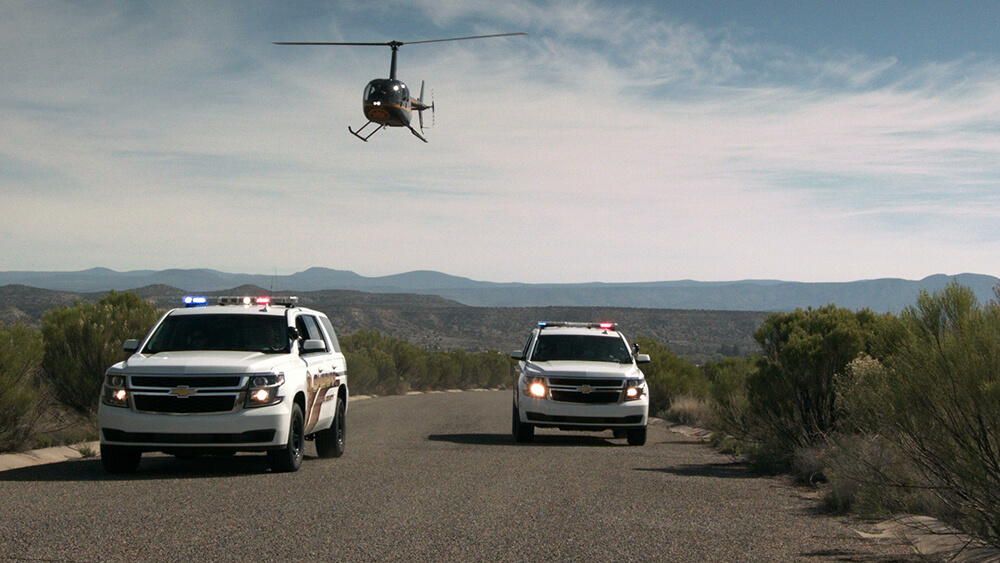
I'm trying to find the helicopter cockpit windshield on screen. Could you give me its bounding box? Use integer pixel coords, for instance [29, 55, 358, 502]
[364, 79, 408, 106]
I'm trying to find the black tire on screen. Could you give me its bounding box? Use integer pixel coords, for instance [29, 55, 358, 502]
[101, 444, 141, 474]
[612, 429, 627, 439]
[268, 403, 305, 472]
[315, 397, 346, 459]
[626, 426, 647, 446]
[512, 403, 534, 443]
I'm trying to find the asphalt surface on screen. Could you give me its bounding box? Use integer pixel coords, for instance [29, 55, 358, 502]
[0, 390, 920, 562]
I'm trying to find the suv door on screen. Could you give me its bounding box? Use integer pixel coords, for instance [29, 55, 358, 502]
[295, 313, 337, 433]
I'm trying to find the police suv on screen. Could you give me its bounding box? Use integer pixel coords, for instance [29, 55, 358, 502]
[98, 296, 348, 473]
[511, 322, 651, 445]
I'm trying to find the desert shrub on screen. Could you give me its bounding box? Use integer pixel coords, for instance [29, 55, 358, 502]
[633, 335, 707, 416]
[849, 283, 1000, 544]
[664, 394, 712, 427]
[341, 330, 514, 396]
[40, 291, 161, 416]
[742, 305, 883, 469]
[822, 433, 930, 516]
[703, 356, 757, 439]
[0, 323, 46, 451]
[475, 350, 517, 389]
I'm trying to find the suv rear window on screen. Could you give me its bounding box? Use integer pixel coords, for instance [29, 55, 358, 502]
[531, 334, 632, 363]
[143, 314, 289, 354]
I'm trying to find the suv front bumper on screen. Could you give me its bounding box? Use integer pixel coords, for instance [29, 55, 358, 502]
[98, 402, 291, 452]
[518, 395, 648, 430]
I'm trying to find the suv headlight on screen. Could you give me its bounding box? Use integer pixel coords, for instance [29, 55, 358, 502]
[245, 374, 285, 408]
[522, 376, 547, 399]
[624, 378, 646, 401]
[101, 374, 130, 408]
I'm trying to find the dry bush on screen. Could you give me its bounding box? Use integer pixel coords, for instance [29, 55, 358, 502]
[833, 283, 1000, 545]
[665, 394, 712, 427]
[0, 323, 46, 451]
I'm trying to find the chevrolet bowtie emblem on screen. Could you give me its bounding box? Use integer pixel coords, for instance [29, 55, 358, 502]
[170, 386, 198, 398]
[579, 385, 594, 394]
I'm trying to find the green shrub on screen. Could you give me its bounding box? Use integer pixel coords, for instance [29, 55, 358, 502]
[341, 330, 514, 396]
[0, 323, 46, 451]
[704, 355, 757, 440]
[742, 305, 882, 468]
[851, 283, 1000, 544]
[40, 291, 161, 416]
[633, 335, 707, 416]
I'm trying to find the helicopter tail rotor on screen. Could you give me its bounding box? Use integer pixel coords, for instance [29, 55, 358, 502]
[418, 80, 426, 132]
[415, 80, 435, 135]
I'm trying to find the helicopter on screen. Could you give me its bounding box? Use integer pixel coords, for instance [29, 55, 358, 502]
[274, 32, 526, 142]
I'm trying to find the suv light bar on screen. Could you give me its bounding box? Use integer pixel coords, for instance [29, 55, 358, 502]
[212, 296, 299, 307]
[538, 321, 617, 330]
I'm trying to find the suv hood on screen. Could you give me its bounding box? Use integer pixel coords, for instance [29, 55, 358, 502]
[110, 351, 299, 375]
[525, 360, 643, 379]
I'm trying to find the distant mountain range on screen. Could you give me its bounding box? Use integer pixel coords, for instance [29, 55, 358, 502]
[0, 284, 766, 362]
[0, 267, 997, 313]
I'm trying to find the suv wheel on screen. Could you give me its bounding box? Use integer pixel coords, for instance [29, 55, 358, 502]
[626, 426, 647, 446]
[101, 444, 141, 474]
[315, 397, 346, 458]
[268, 403, 304, 472]
[512, 403, 534, 443]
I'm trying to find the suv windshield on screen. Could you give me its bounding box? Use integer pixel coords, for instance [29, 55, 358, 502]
[531, 334, 633, 363]
[143, 314, 289, 354]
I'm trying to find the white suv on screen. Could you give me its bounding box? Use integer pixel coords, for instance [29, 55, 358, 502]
[511, 322, 650, 445]
[98, 296, 348, 473]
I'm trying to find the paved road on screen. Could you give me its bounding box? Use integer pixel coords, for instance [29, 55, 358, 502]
[0, 390, 916, 562]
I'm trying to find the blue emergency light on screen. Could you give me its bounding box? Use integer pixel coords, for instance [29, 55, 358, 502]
[183, 296, 208, 307]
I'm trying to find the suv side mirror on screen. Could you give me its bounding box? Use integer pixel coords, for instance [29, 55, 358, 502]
[511, 351, 526, 361]
[635, 354, 651, 364]
[301, 339, 326, 353]
[287, 327, 300, 341]
[123, 339, 140, 353]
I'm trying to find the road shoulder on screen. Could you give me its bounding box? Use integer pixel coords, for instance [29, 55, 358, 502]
[0, 441, 100, 472]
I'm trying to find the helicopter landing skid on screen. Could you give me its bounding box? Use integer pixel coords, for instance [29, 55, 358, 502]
[407, 124, 429, 143]
[348, 121, 385, 142]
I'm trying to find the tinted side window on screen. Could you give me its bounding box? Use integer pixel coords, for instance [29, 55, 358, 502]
[522, 331, 536, 359]
[295, 315, 328, 353]
[319, 316, 342, 354]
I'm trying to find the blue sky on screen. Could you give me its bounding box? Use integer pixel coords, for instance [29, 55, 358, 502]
[2, 1, 998, 283]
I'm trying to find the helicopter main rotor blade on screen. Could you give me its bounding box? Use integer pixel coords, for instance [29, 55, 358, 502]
[402, 32, 526, 45]
[273, 32, 525, 47]
[273, 41, 391, 46]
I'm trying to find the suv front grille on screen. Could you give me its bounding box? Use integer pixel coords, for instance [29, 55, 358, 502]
[546, 377, 624, 404]
[128, 375, 247, 414]
[133, 394, 238, 414]
[550, 390, 622, 403]
[130, 376, 242, 388]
